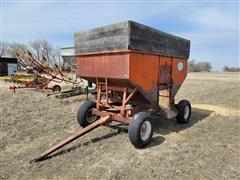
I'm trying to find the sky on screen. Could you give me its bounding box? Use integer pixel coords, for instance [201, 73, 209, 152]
[1, 0, 239, 71]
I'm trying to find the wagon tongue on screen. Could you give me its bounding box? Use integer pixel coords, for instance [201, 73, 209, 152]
[30, 116, 111, 163]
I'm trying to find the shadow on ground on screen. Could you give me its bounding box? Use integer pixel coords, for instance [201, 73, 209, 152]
[38, 107, 213, 161]
[154, 107, 213, 135]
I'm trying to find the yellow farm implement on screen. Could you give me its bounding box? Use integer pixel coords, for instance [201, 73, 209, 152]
[0, 74, 34, 84]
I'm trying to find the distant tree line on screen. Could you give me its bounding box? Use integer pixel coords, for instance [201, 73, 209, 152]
[0, 40, 62, 67]
[223, 66, 240, 72]
[188, 60, 212, 72]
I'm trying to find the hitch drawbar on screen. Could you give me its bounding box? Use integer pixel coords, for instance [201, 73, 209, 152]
[31, 116, 111, 163]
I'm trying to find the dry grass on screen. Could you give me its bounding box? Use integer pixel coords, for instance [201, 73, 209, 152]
[0, 72, 239, 180]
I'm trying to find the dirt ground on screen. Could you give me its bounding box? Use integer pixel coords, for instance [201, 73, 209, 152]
[0, 72, 239, 180]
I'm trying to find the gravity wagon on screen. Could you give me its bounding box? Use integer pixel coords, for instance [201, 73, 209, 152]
[32, 21, 191, 162]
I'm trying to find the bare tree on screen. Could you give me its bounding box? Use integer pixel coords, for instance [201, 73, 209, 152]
[198, 61, 212, 72]
[30, 40, 51, 63]
[1, 40, 63, 68]
[223, 66, 229, 72]
[188, 60, 201, 72]
[0, 41, 28, 58]
[223, 66, 240, 72]
[40, 40, 52, 61]
[188, 60, 212, 72]
[29, 40, 62, 67]
[30, 40, 41, 62]
[9, 42, 28, 57]
[51, 46, 62, 66]
[0, 41, 10, 57]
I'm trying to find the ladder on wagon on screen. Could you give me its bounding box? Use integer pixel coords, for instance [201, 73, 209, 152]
[96, 78, 109, 108]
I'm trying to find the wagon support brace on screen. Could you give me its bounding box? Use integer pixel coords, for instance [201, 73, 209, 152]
[96, 85, 138, 112]
[30, 115, 111, 163]
[124, 88, 138, 105]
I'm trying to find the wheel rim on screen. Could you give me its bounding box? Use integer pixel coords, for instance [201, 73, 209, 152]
[86, 109, 98, 123]
[184, 105, 190, 119]
[53, 86, 60, 92]
[140, 121, 152, 141]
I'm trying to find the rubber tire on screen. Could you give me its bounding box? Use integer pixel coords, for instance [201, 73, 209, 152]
[128, 112, 154, 148]
[52, 85, 61, 92]
[176, 99, 191, 124]
[77, 101, 98, 127]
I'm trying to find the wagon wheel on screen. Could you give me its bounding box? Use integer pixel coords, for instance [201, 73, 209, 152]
[52, 85, 61, 92]
[176, 99, 191, 124]
[128, 112, 154, 148]
[77, 100, 100, 127]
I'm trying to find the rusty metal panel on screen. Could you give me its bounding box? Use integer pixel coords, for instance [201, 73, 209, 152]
[129, 52, 159, 92]
[77, 52, 129, 79]
[171, 57, 187, 85]
[159, 65, 171, 84]
[76, 50, 188, 109]
[158, 56, 172, 90]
